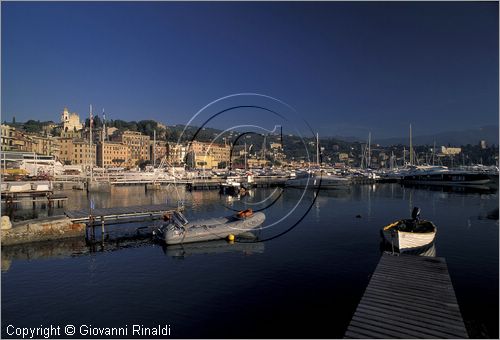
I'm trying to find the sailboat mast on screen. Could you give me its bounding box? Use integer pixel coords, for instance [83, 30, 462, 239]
[368, 132, 371, 168]
[432, 140, 436, 165]
[409, 124, 413, 166]
[316, 132, 320, 167]
[244, 142, 247, 171]
[89, 104, 93, 181]
[153, 129, 156, 168]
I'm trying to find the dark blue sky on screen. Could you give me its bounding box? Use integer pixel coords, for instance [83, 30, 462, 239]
[2, 1, 498, 138]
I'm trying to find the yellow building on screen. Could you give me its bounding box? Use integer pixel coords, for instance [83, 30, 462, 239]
[97, 141, 131, 168]
[0, 125, 33, 152]
[441, 146, 461, 155]
[190, 141, 230, 169]
[339, 153, 349, 161]
[58, 138, 96, 166]
[113, 131, 150, 165]
[247, 158, 268, 168]
[1, 124, 15, 151]
[29, 135, 61, 157]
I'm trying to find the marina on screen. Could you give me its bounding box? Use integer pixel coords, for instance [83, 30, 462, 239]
[1, 1, 498, 338]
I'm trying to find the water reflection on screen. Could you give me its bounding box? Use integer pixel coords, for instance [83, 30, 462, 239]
[1, 236, 155, 272]
[401, 182, 498, 195]
[163, 239, 265, 259]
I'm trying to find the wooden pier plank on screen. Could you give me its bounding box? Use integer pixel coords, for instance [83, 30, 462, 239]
[345, 254, 468, 339]
[64, 203, 180, 223]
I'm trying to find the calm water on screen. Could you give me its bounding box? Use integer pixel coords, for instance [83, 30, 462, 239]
[2, 183, 498, 338]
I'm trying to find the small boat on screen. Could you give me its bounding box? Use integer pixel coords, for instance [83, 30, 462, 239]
[154, 210, 265, 245]
[381, 207, 437, 252]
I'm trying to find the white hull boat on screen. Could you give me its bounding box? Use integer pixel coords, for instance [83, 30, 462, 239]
[382, 207, 437, 251]
[156, 210, 265, 245]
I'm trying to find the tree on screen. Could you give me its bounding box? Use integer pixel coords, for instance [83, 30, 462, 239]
[24, 120, 43, 133]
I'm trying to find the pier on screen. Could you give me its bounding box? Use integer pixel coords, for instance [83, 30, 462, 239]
[65, 203, 183, 241]
[345, 253, 468, 339]
[65, 203, 182, 224]
[1, 187, 68, 208]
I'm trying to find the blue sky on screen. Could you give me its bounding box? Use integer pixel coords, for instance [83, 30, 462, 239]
[1, 1, 498, 138]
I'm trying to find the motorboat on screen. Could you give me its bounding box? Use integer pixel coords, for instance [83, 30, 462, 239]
[381, 207, 437, 252]
[400, 165, 491, 186]
[154, 210, 265, 245]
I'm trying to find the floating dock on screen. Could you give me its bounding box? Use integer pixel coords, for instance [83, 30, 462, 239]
[65, 204, 183, 242]
[65, 204, 181, 224]
[345, 253, 468, 339]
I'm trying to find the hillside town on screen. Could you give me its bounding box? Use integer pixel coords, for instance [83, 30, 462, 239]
[1, 107, 498, 179]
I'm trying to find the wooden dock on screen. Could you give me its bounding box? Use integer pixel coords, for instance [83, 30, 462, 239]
[2, 191, 68, 208]
[65, 203, 183, 242]
[345, 253, 468, 339]
[65, 204, 182, 224]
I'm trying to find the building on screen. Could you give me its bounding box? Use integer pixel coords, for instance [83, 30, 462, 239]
[29, 135, 61, 157]
[339, 153, 349, 161]
[0, 125, 33, 153]
[97, 141, 131, 168]
[58, 138, 96, 166]
[480, 140, 487, 149]
[41, 122, 58, 136]
[247, 158, 269, 168]
[189, 141, 230, 169]
[441, 146, 461, 155]
[112, 130, 150, 165]
[61, 107, 84, 133]
[1, 124, 15, 151]
[150, 140, 169, 166]
[168, 143, 187, 165]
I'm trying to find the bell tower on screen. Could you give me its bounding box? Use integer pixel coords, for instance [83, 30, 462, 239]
[61, 107, 69, 123]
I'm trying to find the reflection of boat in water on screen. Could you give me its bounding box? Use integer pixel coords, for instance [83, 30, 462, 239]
[154, 210, 265, 245]
[400, 166, 491, 186]
[402, 182, 497, 194]
[381, 207, 437, 252]
[164, 239, 265, 259]
[285, 172, 351, 189]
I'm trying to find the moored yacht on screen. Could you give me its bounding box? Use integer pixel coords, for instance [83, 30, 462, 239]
[400, 165, 491, 186]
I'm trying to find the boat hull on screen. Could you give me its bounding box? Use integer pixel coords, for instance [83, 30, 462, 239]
[401, 172, 491, 186]
[382, 229, 436, 251]
[164, 212, 265, 245]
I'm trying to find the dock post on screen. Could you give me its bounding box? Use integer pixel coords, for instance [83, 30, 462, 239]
[90, 216, 95, 241]
[101, 216, 105, 241]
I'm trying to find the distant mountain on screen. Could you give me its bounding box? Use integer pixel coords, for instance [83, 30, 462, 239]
[331, 135, 364, 143]
[371, 125, 499, 147]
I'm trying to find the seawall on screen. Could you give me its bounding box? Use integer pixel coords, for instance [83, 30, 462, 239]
[1, 216, 86, 246]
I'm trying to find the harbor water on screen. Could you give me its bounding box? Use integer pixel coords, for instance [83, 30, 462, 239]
[1, 183, 498, 338]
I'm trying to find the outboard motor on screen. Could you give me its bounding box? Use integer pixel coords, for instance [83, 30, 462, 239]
[411, 207, 421, 221]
